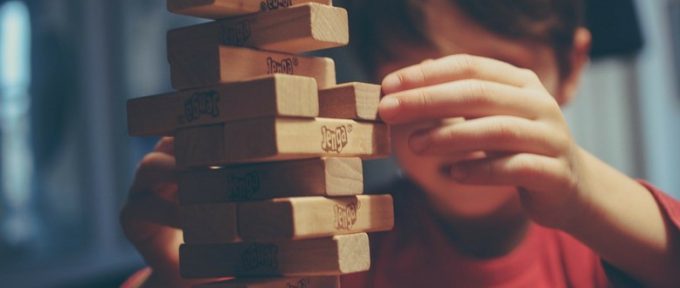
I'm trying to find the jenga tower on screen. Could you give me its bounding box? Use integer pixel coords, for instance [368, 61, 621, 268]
[127, 1, 395, 287]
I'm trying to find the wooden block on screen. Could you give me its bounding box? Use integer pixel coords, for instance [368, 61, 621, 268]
[194, 276, 340, 288]
[182, 195, 393, 244]
[168, 0, 333, 19]
[167, 3, 348, 54]
[180, 234, 370, 278]
[127, 74, 318, 136]
[169, 45, 336, 90]
[238, 195, 393, 241]
[181, 203, 240, 244]
[178, 158, 363, 204]
[174, 117, 390, 167]
[319, 82, 382, 121]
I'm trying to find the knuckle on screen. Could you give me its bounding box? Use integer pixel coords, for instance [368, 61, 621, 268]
[460, 79, 482, 94]
[532, 95, 562, 118]
[450, 54, 478, 77]
[396, 71, 410, 86]
[412, 89, 433, 109]
[492, 120, 522, 142]
[460, 80, 492, 105]
[158, 136, 173, 147]
[399, 65, 427, 88]
[548, 99, 564, 114]
[513, 157, 544, 179]
[537, 91, 560, 108]
[155, 137, 174, 152]
[132, 153, 169, 189]
[139, 153, 161, 168]
[437, 126, 459, 142]
[553, 131, 572, 151]
[529, 90, 554, 107]
[520, 68, 541, 84]
[415, 64, 429, 82]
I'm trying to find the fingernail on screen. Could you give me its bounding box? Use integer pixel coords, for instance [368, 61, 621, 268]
[382, 74, 401, 93]
[451, 166, 468, 181]
[379, 97, 400, 120]
[409, 133, 430, 153]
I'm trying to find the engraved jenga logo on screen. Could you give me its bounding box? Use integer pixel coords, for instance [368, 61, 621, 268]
[221, 21, 252, 46]
[287, 278, 311, 288]
[227, 172, 261, 200]
[183, 90, 220, 123]
[321, 125, 352, 153]
[266, 56, 298, 74]
[240, 243, 279, 271]
[334, 200, 360, 230]
[260, 0, 294, 11]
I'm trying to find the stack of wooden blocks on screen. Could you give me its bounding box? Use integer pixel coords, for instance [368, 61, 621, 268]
[126, 1, 395, 287]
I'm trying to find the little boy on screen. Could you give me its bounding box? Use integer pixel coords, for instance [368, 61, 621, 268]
[121, 0, 680, 287]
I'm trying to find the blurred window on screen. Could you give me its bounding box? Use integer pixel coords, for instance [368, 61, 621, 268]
[0, 0, 38, 264]
[671, 0, 680, 85]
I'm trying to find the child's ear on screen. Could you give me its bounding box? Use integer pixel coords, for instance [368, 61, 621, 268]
[556, 28, 592, 106]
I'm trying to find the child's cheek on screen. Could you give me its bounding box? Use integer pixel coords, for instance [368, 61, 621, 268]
[390, 124, 521, 218]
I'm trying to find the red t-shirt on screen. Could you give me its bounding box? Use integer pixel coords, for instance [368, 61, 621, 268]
[341, 179, 680, 288]
[123, 180, 680, 287]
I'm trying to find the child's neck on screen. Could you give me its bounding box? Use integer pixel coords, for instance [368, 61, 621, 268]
[431, 197, 530, 259]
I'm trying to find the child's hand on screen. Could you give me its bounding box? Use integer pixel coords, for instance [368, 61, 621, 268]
[379, 54, 680, 286]
[379, 54, 588, 229]
[120, 137, 219, 287]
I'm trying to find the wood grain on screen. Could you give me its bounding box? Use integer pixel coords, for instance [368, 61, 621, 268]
[182, 195, 393, 244]
[195, 276, 340, 288]
[181, 202, 240, 244]
[180, 234, 370, 277]
[237, 194, 394, 240]
[169, 45, 336, 90]
[319, 82, 382, 121]
[127, 74, 318, 136]
[167, 3, 348, 54]
[178, 158, 363, 204]
[174, 117, 390, 167]
[167, 0, 333, 19]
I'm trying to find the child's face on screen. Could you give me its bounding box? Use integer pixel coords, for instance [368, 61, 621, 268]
[376, 0, 575, 219]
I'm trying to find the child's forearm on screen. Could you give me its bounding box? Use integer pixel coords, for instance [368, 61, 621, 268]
[563, 148, 680, 287]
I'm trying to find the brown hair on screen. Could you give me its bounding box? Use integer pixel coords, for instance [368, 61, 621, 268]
[349, 0, 585, 80]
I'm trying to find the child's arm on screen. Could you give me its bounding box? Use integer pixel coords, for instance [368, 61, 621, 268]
[120, 137, 227, 288]
[563, 149, 679, 286]
[378, 54, 680, 287]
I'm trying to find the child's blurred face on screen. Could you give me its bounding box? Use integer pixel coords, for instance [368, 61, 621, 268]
[376, 0, 571, 219]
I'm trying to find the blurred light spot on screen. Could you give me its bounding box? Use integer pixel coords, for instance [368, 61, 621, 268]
[0, 1, 35, 245]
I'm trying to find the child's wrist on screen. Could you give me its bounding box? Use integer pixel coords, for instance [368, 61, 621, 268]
[540, 147, 597, 232]
[553, 148, 603, 233]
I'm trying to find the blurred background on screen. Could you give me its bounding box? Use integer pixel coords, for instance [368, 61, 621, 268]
[0, 0, 677, 287]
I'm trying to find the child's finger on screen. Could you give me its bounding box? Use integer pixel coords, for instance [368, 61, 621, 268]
[409, 116, 566, 157]
[121, 192, 181, 229]
[125, 151, 180, 228]
[379, 79, 556, 124]
[449, 153, 572, 192]
[120, 200, 184, 282]
[154, 136, 175, 156]
[381, 54, 542, 95]
[130, 152, 178, 202]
